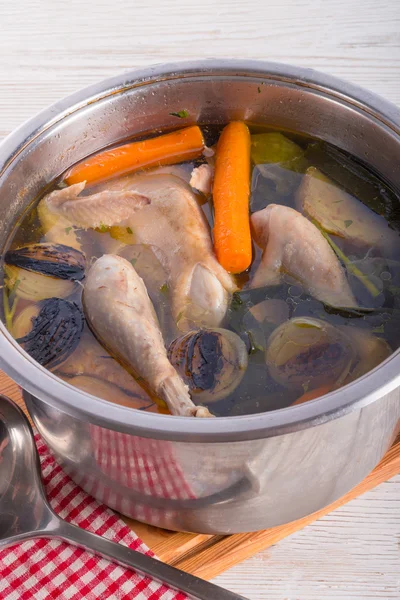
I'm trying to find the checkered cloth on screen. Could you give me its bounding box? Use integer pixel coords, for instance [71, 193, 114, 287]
[67, 425, 196, 528]
[0, 433, 188, 600]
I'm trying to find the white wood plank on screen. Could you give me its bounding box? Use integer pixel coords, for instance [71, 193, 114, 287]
[0, 0, 399, 136]
[213, 475, 400, 599]
[0, 1, 399, 597]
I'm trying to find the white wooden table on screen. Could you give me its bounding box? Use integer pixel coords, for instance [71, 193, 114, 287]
[1, 1, 399, 597]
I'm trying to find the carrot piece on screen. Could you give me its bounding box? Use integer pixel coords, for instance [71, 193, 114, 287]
[65, 125, 205, 186]
[292, 384, 332, 406]
[213, 121, 252, 274]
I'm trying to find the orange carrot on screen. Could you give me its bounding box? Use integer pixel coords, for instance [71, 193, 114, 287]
[213, 121, 252, 274]
[65, 126, 205, 186]
[292, 384, 332, 406]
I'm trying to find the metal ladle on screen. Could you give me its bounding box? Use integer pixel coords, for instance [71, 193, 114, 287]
[0, 395, 248, 600]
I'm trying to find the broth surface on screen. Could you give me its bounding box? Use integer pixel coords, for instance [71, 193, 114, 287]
[3, 124, 400, 416]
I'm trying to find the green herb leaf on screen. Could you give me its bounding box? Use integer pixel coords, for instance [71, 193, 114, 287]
[231, 292, 244, 311]
[257, 87, 261, 94]
[126, 227, 133, 234]
[170, 109, 189, 119]
[130, 258, 137, 267]
[333, 199, 343, 204]
[65, 226, 72, 235]
[160, 283, 169, 294]
[344, 219, 353, 228]
[2, 286, 13, 333]
[176, 310, 184, 323]
[302, 381, 310, 393]
[247, 330, 265, 354]
[372, 324, 385, 333]
[312, 219, 381, 298]
[98, 222, 108, 233]
[3, 281, 20, 334]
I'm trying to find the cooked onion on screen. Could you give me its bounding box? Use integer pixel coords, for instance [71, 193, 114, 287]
[4, 243, 86, 301]
[266, 317, 355, 391]
[168, 328, 248, 403]
[17, 297, 84, 368]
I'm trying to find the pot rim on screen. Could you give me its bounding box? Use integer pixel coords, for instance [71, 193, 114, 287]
[1, 59, 400, 443]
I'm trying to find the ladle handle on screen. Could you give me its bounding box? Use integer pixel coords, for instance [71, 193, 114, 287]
[49, 517, 248, 600]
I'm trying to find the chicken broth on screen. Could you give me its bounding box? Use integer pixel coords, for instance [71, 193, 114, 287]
[2, 123, 400, 417]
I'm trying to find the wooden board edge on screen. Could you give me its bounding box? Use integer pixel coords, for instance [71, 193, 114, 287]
[172, 439, 400, 579]
[122, 518, 216, 565]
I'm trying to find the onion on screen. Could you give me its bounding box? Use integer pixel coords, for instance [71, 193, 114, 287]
[168, 328, 248, 403]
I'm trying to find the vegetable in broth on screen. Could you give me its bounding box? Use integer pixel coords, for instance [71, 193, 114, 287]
[2, 123, 400, 417]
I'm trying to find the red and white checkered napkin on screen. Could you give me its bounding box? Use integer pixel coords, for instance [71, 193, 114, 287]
[81, 426, 195, 527]
[0, 433, 188, 600]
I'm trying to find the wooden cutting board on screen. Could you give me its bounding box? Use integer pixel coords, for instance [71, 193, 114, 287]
[3, 371, 400, 580]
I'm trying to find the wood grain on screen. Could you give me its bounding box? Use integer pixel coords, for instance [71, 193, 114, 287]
[214, 477, 400, 599]
[0, 0, 400, 137]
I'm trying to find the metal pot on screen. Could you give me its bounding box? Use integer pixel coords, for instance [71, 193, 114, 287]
[1, 60, 399, 534]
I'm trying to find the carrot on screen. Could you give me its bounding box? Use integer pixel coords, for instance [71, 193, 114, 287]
[213, 121, 252, 274]
[292, 384, 332, 406]
[65, 125, 205, 186]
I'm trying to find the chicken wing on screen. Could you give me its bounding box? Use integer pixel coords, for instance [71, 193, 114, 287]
[40, 174, 235, 330]
[250, 204, 357, 308]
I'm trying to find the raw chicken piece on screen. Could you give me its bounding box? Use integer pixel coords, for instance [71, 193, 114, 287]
[38, 191, 81, 250]
[40, 182, 149, 229]
[66, 375, 160, 412]
[57, 332, 152, 401]
[250, 204, 357, 308]
[190, 163, 214, 195]
[84, 254, 212, 417]
[120, 175, 235, 330]
[78, 164, 193, 193]
[42, 174, 236, 330]
[297, 167, 400, 254]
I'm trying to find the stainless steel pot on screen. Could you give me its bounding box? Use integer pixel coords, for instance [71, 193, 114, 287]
[1, 60, 399, 534]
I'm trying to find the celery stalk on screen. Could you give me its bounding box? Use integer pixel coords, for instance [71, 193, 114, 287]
[316, 224, 381, 298]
